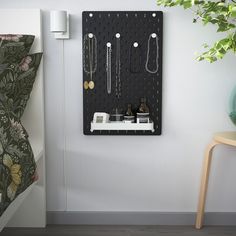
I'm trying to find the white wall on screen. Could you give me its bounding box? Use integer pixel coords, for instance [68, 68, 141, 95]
[2, 0, 236, 212]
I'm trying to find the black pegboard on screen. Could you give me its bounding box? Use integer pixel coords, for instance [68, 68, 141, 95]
[82, 11, 163, 135]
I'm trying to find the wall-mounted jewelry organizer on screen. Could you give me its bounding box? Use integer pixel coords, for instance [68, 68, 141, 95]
[82, 11, 163, 135]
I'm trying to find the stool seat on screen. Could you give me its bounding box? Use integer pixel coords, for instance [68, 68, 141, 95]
[214, 132, 236, 146]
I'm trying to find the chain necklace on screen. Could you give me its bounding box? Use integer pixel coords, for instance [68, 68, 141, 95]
[115, 33, 121, 98]
[145, 33, 159, 74]
[83, 33, 97, 89]
[106, 42, 112, 94]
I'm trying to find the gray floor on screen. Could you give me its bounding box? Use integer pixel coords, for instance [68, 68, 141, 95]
[1, 225, 236, 236]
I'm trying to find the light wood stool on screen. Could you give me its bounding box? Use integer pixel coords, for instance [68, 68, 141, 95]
[195, 131, 236, 229]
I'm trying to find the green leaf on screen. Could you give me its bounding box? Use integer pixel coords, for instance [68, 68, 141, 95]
[183, 0, 192, 9]
[230, 6, 236, 17]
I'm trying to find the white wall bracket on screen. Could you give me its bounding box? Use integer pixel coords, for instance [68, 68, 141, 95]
[50, 11, 70, 40]
[54, 14, 70, 39]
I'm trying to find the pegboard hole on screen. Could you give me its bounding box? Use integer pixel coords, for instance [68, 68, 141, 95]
[133, 42, 139, 47]
[89, 13, 93, 17]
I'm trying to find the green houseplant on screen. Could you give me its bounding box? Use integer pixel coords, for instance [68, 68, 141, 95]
[157, 0, 236, 62]
[157, 0, 236, 125]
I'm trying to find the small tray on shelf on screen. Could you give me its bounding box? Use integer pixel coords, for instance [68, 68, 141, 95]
[90, 122, 155, 132]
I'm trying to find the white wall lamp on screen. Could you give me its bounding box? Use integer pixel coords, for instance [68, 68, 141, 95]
[50, 10, 70, 39]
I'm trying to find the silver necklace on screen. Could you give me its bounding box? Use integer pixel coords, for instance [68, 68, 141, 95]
[115, 33, 121, 98]
[83, 33, 97, 89]
[106, 42, 112, 94]
[145, 33, 159, 74]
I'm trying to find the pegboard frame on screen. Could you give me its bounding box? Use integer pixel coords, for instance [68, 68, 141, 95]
[82, 11, 163, 135]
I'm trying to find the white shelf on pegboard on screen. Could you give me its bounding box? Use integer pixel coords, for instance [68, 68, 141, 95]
[90, 122, 155, 132]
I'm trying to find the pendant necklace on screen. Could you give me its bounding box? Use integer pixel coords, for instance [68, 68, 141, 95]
[83, 33, 97, 90]
[106, 42, 112, 94]
[145, 33, 159, 74]
[115, 33, 121, 98]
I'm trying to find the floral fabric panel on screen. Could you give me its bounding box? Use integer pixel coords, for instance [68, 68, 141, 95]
[0, 97, 36, 216]
[0, 34, 42, 216]
[0, 53, 42, 119]
[0, 35, 35, 76]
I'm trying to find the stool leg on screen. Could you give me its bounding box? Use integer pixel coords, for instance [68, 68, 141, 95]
[195, 141, 219, 229]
